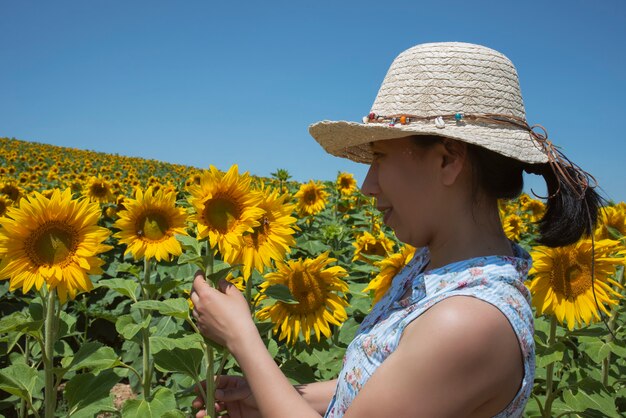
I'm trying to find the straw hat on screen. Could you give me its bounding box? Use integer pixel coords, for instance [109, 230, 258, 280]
[309, 42, 550, 165]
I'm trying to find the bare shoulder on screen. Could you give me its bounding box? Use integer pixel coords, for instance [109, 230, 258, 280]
[406, 295, 520, 343]
[345, 296, 524, 418]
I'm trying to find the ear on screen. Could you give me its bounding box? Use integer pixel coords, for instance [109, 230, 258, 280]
[439, 139, 467, 186]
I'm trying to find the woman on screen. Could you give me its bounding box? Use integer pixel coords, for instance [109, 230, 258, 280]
[190, 42, 602, 417]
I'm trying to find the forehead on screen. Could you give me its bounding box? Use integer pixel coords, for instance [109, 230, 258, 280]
[369, 137, 414, 151]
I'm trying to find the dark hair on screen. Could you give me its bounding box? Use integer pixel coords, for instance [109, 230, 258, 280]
[412, 135, 604, 247]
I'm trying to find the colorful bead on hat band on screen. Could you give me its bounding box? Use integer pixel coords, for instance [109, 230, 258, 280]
[362, 112, 597, 201]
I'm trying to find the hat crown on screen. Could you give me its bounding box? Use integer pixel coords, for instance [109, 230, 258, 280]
[370, 42, 526, 119]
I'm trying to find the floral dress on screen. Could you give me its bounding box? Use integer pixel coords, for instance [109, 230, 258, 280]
[324, 242, 535, 418]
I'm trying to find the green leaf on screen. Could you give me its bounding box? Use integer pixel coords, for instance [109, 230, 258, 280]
[65, 370, 121, 416]
[177, 252, 205, 269]
[338, 318, 360, 345]
[116, 314, 151, 340]
[280, 359, 316, 384]
[57, 310, 77, 339]
[536, 341, 565, 368]
[0, 311, 42, 335]
[151, 334, 204, 378]
[132, 298, 190, 320]
[97, 278, 139, 302]
[583, 339, 613, 363]
[161, 411, 186, 418]
[297, 239, 330, 256]
[562, 387, 619, 418]
[116, 262, 142, 278]
[121, 387, 178, 418]
[0, 363, 41, 403]
[606, 225, 623, 240]
[28, 296, 44, 320]
[206, 265, 240, 286]
[63, 342, 121, 373]
[264, 284, 298, 304]
[176, 234, 201, 255]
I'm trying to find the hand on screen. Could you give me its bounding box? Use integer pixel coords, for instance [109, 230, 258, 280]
[192, 375, 261, 418]
[190, 271, 257, 349]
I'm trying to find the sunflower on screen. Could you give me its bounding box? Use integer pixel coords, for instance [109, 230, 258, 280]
[226, 188, 297, 280]
[0, 181, 22, 202]
[187, 165, 264, 258]
[294, 180, 328, 216]
[595, 205, 626, 241]
[0, 195, 11, 217]
[364, 244, 416, 304]
[113, 187, 188, 261]
[256, 252, 349, 344]
[0, 189, 112, 303]
[521, 196, 545, 222]
[502, 214, 527, 242]
[336, 172, 358, 196]
[85, 176, 115, 204]
[527, 238, 624, 330]
[352, 231, 395, 263]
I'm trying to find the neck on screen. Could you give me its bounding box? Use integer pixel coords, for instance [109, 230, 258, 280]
[426, 198, 513, 271]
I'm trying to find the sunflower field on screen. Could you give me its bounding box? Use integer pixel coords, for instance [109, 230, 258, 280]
[0, 136, 625, 418]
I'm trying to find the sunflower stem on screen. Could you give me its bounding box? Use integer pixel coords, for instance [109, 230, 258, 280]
[245, 273, 253, 311]
[19, 335, 31, 418]
[543, 315, 558, 418]
[204, 242, 216, 418]
[141, 258, 153, 400]
[44, 288, 58, 418]
[602, 266, 623, 386]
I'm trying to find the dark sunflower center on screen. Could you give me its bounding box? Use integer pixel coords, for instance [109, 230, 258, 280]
[550, 251, 592, 298]
[303, 190, 318, 205]
[362, 241, 387, 257]
[137, 212, 169, 241]
[0, 200, 7, 217]
[203, 197, 240, 233]
[285, 269, 325, 313]
[90, 183, 108, 197]
[508, 217, 523, 234]
[28, 221, 79, 266]
[1, 185, 20, 201]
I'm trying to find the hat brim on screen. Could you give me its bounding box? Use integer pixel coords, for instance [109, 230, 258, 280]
[309, 120, 549, 165]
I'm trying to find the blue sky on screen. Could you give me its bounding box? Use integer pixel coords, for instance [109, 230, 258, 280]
[1, 0, 625, 202]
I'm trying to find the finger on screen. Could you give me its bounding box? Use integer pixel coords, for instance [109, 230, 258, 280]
[192, 397, 204, 409]
[217, 277, 234, 293]
[190, 289, 201, 307]
[192, 275, 216, 301]
[193, 380, 207, 394]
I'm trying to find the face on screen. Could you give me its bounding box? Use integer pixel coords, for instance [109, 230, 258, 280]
[360, 137, 444, 247]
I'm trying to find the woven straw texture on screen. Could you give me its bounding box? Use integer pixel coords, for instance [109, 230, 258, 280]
[309, 42, 550, 165]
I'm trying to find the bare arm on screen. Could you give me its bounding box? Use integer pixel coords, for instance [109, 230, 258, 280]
[228, 331, 323, 418]
[295, 379, 337, 415]
[343, 296, 524, 418]
[192, 275, 324, 418]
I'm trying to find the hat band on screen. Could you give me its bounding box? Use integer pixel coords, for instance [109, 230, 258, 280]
[363, 112, 596, 200]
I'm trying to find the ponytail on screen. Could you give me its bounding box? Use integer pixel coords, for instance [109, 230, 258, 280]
[524, 163, 605, 247]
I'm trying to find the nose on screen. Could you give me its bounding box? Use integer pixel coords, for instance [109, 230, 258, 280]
[360, 164, 379, 197]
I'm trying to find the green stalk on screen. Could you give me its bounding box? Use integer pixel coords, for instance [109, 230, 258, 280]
[43, 289, 57, 418]
[141, 258, 153, 400]
[543, 316, 558, 418]
[602, 266, 624, 386]
[19, 334, 30, 418]
[204, 243, 216, 418]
